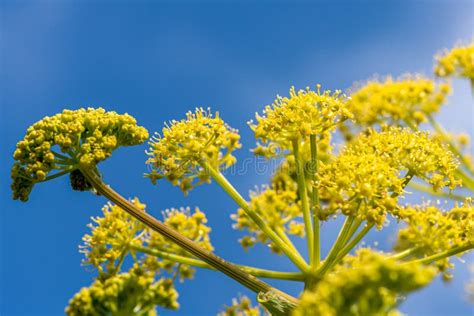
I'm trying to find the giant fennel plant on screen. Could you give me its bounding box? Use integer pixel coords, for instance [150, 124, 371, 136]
[11, 41, 474, 315]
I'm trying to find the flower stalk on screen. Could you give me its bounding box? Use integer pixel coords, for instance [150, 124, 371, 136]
[199, 159, 310, 273]
[292, 139, 314, 264]
[309, 134, 320, 268]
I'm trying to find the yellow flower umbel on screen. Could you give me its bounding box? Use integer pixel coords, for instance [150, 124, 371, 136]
[251, 85, 351, 156]
[293, 249, 436, 316]
[81, 198, 147, 274]
[11, 108, 149, 201]
[394, 199, 474, 279]
[347, 76, 450, 128]
[231, 186, 303, 253]
[65, 265, 179, 316]
[80, 199, 213, 282]
[318, 150, 404, 227]
[349, 127, 460, 191]
[435, 42, 474, 80]
[146, 108, 241, 193]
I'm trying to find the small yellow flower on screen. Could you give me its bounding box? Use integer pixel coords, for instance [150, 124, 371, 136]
[250, 86, 351, 156]
[347, 76, 450, 128]
[435, 42, 474, 79]
[293, 249, 435, 316]
[146, 108, 241, 193]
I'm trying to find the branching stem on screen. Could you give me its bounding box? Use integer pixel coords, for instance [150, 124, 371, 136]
[131, 244, 305, 281]
[200, 159, 310, 273]
[80, 167, 299, 309]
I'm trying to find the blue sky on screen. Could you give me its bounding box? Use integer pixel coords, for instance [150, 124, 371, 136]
[1, 1, 473, 315]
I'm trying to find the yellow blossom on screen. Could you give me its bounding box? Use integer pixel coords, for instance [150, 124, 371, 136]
[65, 265, 179, 316]
[349, 127, 460, 191]
[347, 76, 450, 128]
[231, 186, 303, 253]
[146, 207, 213, 281]
[435, 42, 474, 79]
[146, 108, 241, 193]
[81, 199, 213, 282]
[81, 198, 146, 274]
[250, 85, 351, 156]
[293, 249, 436, 316]
[11, 108, 149, 201]
[317, 150, 404, 227]
[394, 199, 474, 277]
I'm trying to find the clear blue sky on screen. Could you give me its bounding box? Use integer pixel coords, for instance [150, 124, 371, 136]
[1, 1, 473, 315]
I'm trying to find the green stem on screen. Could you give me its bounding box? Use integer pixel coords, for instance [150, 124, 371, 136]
[51, 150, 74, 162]
[292, 139, 314, 265]
[388, 247, 421, 261]
[38, 167, 76, 183]
[427, 114, 474, 176]
[343, 218, 362, 246]
[274, 226, 300, 255]
[408, 182, 468, 201]
[132, 244, 304, 281]
[407, 243, 474, 265]
[316, 223, 374, 277]
[80, 167, 299, 308]
[309, 135, 320, 268]
[200, 160, 310, 273]
[321, 215, 356, 268]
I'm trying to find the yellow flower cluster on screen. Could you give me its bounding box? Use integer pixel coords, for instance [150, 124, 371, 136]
[293, 249, 436, 316]
[394, 200, 474, 277]
[218, 296, 264, 316]
[146, 108, 241, 193]
[250, 86, 351, 156]
[146, 207, 213, 281]
[11, 108, 149, 201]
[435, 42, 474, 80]
[81, 199, 213, 282]
[347, 76, 450, 128]
[231, 186, 303, 253]
[318, 150, 404, 227]
[81, 198, 146, 274]
[349, 127, 459, 191]
[66, 265, 179, 316]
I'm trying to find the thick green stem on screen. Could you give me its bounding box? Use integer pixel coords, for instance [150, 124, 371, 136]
[132, 244, 304, 281]
[80, 167, 299, 308]
[309, 135, 320, 268]
[292, 139, 314, 265]
[407, 243, 474, 265]
[200, 160, 310, 273]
